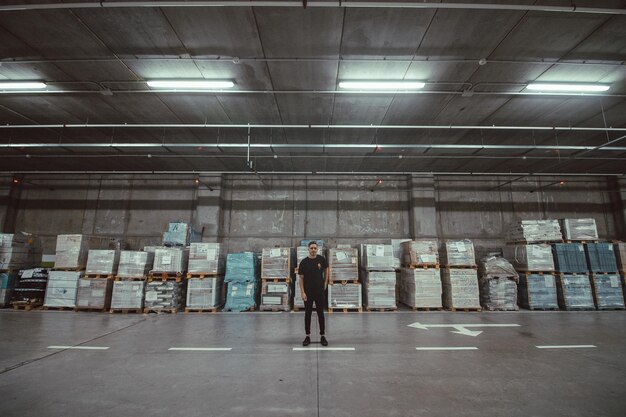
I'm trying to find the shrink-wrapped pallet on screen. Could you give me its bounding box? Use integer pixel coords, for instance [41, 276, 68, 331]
[44, 270, 82, 307]
[518, 273, 558, 310]
[117, 251, 154, 278]
[225, 252, 259, 282]
[556, 273, 594, 310]
[0, 271, 17, 307]
[260, 280, 291, 311]
[480, 277, 518, 311]
[398, 268, 442, 309]
[401, 239, 439, 267]
[328, 282, 362, 309]
[10, 268, 49, 306]
[615, 243, 626, 272]
[584, 243, 618, 273]
[441, 240, 476, 267]
[85, 250, 120, 275]
[294, 275, 305, 309]
[162, 222, 200, 246]
[328, 248, 358, 281]
[0, 233, 42, 270]
[552, 243, 587, 273]
[152, 247, 188, 273]
[224, 281, 258, 312]
[75, 277, 113, 309]
[188, 243, 225, 274]
[144, 281, 185, 311]
[261, 247, 291, 279]
[560, 218, 598, 241]
[441, 268, 480, 309]
[111, 280, 145, 309]
[362, 244, 395, 270]
[362, 271, 396, 309]
[504, 244, 554, 271]
[54, 235, 110, 270]
[590, 273, 624, 310]
[186, 277, 224, 309]
[506, 220, 562, 243]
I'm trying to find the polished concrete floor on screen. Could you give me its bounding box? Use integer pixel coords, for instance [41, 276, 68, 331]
[0, 309, 624, 417]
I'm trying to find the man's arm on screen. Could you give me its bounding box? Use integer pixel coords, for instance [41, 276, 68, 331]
[299, 273, 307, 301]
[324, 265, 329, 290]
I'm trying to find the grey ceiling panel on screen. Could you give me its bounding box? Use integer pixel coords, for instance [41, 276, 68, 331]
[54, 61, 137, 83]
[331, 95, 393, 124]
[405, 61, 476, 84]
[338, 61, 411, 81]
[382, 94, 456, 125]
[562, 15, 626, 62]
[215, 94, 281, 124]
[0, 63, 72, 82]
[123, 60, 202, 80]
[433, 95, 512, 125]
[98, 94, 180, 124]
[196, 61, 273, 90]
[156, 94, 231, 124]
[268, 61, 338, 90]
[274, 95, 334, 125]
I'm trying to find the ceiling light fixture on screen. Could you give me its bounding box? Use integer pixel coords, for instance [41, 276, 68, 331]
[526, 83, 610, 92]
[338, 81, 425, 90]
[147, 80, 234, 89]
[0, 81, 47, 89]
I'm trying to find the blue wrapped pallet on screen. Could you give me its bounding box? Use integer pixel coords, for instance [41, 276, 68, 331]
[0, 271, 18, 307]
[556, 273, 594, 310]
[584, 243, 618, 273]
[590, 273, 625, 310]
[224, 252, 260, 312]
[552, 243, 588, 273]
[518, 273, 559, 310]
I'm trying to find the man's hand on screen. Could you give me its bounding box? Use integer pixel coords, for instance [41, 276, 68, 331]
[301, 292, 307, 302]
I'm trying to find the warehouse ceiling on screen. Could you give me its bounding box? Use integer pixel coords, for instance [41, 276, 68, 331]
[0, 1, 625, 175]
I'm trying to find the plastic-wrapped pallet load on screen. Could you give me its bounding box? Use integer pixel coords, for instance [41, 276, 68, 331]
[328, 283, 362, 309]
[504, 244, 554, 271]
[224, 252, 259, 312]
[144, 280, 185, 312]
[556, 273, 594, 310]
[441, 240, 476, 267]
[560, 218, 598, 241]
[398, 268, 442, 309]
[162, 221, 201, 246]
[44, 270, 83, 308]
[260, 280, 291, 311]
[441, 268, 481, 309]
[85, 250, 120, 275]
[0, 233, 42, 270]
[188, 243, 225, 274]
[478, 256, 519, 311]
[261, 247, 291, 279]
[75, 277, 114, 310]
[614, 243, 626, 272]
[401, 239, 439, 267]
[362, 244, 395, 271]
[506, 219, 562, 243]
[10, 268, 49, 309]
[117, 251, 154, 278]
[518, 273, 559, 310]
[328, 248, 358, 281]
[111, 280, 145, 310]
[0, 271, 17, 307]
[584, 243, 618, 273]
[552, 243, 588, 273]
[362, 270, 396, 309]
[152, 247, 189, 274]
[186, 277, 224, 310]
[54, 234, 110, 270]
[391, 239, 411, 269]
[294, 275, 305, 309]
[590, 273, 624, 310]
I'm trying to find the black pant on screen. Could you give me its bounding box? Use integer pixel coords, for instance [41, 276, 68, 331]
[304, 291, 325, 335]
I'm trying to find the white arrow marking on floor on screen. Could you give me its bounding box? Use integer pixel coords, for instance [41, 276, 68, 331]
[47, 346, 109, 350]
[293, 347, 355, 351]
[416, 347, 478, 351]
[536, 345, 596, 349]
[408, 322, 520, 337]
[169, 347, 232, 351]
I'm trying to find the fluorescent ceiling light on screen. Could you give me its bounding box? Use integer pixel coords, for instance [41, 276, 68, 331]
[0, 81, 47, 89]
[147, 80, 234, 89]
[526, 83, 610, 92]
[339, 81, 425, 90]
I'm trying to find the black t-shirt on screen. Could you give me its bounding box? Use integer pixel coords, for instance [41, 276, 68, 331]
[298, 255, 328, 296]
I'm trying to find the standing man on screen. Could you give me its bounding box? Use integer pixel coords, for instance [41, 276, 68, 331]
[298, 241, 329, 346]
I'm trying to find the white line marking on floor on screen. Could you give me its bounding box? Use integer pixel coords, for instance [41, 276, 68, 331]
[47, 346, 109, 350]
[536, 345, 597, 349]
[415, 347, 478, 351]
[293, 347, 356, 351]
[168, 347, 232, 351]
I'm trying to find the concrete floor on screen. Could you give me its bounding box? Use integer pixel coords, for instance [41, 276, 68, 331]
[0, 310, 624, 417]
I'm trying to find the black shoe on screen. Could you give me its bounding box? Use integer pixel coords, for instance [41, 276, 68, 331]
[320, 336, 328, 346]
[302, 336, 311, 346]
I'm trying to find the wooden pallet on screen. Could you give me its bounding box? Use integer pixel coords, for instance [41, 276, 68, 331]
[11, 302, 42, 311]
[222, 306, 257, 312]
[443, 265, 478, 270]
[330, 280, 359, 285]
[506, 240, 563, 245]
[407, 306, 444, 311]
[42, 306, 74, 311]
[519, 271, 557, 275]
[114, 276, 145, 281]
[259, 306, 291, 312]
[292, 306, 305, 312]
[184, 307, 220, 313]
[596, 306, 625, 311]
[365, 307, 398, 312]
[186, 273, 222, 279]
[261, 277, 291, 283]
[84, 274, 114, 279]
[404, 264, 440, 269]
[524, 306, 560, 311]
[328, 307, 362, 313]
[447, 307, 482, 312]
[143, 308, 179, 314]
[109, 308, 143, 314]
[147, 272, 184, 282]
[74, 307, 108, 313]
[565, 240, 600, 244]
[52, 268, 86, 272]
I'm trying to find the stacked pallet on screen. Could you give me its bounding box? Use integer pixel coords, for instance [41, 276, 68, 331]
[506, 220, 562, 243]
[144, 280, 185, 313]
[441, 240, 479, 311]
[224, 252, 259, 312]
[398, 268, 442, 310]
[478, 256, 518, 311]
[260, 248, 292, 311]
[187, 243, 225, 276]
[328, 282, 362, 312]
[552, 243, 594, 310]
[361, 245, 396, 311]
[44, 270, 83, 310]
[75, 250, 118, 312]
[10, 268, 49, 310]
[328, 248, 359, 282]
[110, 251, 154, 313]
[0, 233, 42, 270]
[560, 218, 598, 241]
[401, 240, 439, 267]
[162, 221, 201, 246]
[150, 247, 188, 278]
[0, 271, 17, 307]
[185, 243, 226, 313]
[616, 243, 626, 302]
[584, 243, 623, 310]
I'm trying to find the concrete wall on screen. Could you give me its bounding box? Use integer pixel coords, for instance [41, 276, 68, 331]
[2, 173, 624, 257]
